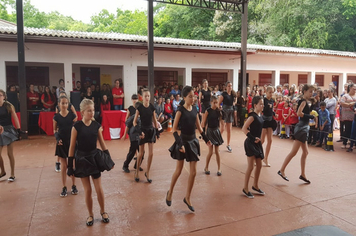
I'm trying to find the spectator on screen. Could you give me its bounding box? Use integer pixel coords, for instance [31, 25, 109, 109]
[84, 87, 94, 102]
[41, 86, 56, 110]
[155, 96, 165, 123]
[172, 94, 181, 114]
[7, 84, 19, 112]
[27, 84, 40, 109]
[169, 83, 181, 96]
[100, 94, 111, 115]
[316, 101, 331, 148]
[164, 98, 173, 119]
[56, 79, 65, 98]
[112, 79, 124, 110]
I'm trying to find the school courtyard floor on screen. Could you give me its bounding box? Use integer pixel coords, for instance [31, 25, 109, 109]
[0, 127, 355, 236]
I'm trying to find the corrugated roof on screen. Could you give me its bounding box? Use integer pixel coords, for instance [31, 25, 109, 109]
[0, 19, 16, 27]
[0, 25, 356, 58]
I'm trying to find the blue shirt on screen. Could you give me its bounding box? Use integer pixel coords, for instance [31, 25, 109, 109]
[170, 89, 181, 96]
[172, 99, 181, 112]
[318, 109, 331, 126]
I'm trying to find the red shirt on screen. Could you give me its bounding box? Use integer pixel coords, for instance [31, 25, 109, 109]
[290, 109, 299, 124]
[282, 106, 291, 124]
[112, 87, 123, 105]
[41, 93, 55, 109]
[164, 103, 173, 114]
[27, 91, 39, 109]
[276, 102, 285, 121]
[100, 102, 111, 116]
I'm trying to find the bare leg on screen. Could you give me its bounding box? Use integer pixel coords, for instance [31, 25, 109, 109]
[185, 161, 197, 206]
[0, 146, 5, 175]
[167, 160, 184, 201]
[220, 119, 225, 135]
[234, 111, 238, 126]
[145, 143, 154, 179]
[92, 177, 106, 215]
[7, 143, 15, 177]
[300, 142, 309, 179]
[226, 123, 232, 146]
[253, 158, 262, 189]
[280, 140, 302, 176]
[261, 129, 267, 145]
[215, 145, 221, 172]
[243, 156, 255, 192]
[135, 144, 145, 179]
[263, 128, 273, 166]
[205, 145, 213, 171]
[81, 177, 93, 217]
[60, 158, 67, 187]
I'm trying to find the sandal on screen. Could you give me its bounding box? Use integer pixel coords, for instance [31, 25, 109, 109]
[101, 212, 110, 223]
[204, 168, 210, 175]
[0, 172, 6, 178]
[277, 170, 289, 181]
[86, 216, 94, 226]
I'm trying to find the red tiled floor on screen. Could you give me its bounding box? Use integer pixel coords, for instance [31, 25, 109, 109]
[0, 129, 355, 236]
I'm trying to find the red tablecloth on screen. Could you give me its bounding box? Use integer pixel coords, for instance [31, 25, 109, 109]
[102, 110, 127, 140]
[11, 112, 21, 128]
[38, 111, 82, 135]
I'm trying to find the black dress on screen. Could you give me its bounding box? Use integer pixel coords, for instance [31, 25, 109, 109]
[221, 92, 234, 123]
[73, 120, 102, 179]
[201, 89, 211, 113]
[169, 106, 200, 162]
[54, 112, 76, 158]
[137, 103, 156, 145]
[206, 107, 224, 146]
[294, 99, 310, 143]
[0, 104, 18, 146]
[244, 112, 264, 159]
[262, 97, 277, 130]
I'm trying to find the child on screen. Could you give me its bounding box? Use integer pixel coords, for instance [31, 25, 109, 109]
[242, 96, 265, 198]
[164, 98, 173, 120]
[316, 101, 331, 148]
[289, 103, 299, 140]
[67, 99, 114, 226]
[201, 95, 224, 176]
[219, 81, 235, 153]
[282, 99, 291, 138]
[308, 108, 319, 145]
[273, 95, 284, 136]
[53, 96, 77, 197]
[166, 86, 211, 212]
[278, 84, 316, 184]
[133, 89, 159, 183]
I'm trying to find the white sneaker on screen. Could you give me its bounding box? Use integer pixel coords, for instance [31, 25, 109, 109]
[227, 145, 232, 153]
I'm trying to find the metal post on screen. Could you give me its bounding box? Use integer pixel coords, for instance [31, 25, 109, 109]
[240, 0, 248, 98]
[16, 0, 28, 138]
[147, 0, 155, 103]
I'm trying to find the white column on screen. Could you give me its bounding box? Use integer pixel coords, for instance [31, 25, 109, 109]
[0, 61, 6, 91]
[339, 72, 347, 96]
[307, 71, 316, 85]
[232, 69, 239, 91]
[272, 70, 280, 86]
[63, 62, 73, 97]
[184, 67, 192, 86]
[123, 63, 138, 109]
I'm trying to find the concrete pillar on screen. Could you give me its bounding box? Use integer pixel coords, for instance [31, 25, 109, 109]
[339, 72, 348, 96]
[63, 62, 73, 97]
[184, 67, 192, 86]
[232, 69, 239, 92]
[307, 71, 316, 85]
[123, 63, 138, 109]
[0, 61, 6, 91]
[272, 70, 280, 87]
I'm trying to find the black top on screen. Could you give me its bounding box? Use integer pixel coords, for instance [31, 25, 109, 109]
[201, 89, 211, 104]
[236, 96, 245, 108]
[222, 92, 234, 106]
[84, 95, 94, 101]
[0, 104, 12, 126]
[137, 103, 155, 128]
[128, 105, 136, 117]
[178, 105, 197, 136]
[74, 120, 101, 152]
[57, 103, 75, 113]
[249, 112, 264, 138]
[206, 107, 221, 129]
[53, 112, 76, 143]
[298, 99, 310, 122]
[263, 97, 274, 117]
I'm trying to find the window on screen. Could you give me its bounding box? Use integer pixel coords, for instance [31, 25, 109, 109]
[298, 74, 307, 86]
[348, 76, 356, 83]
[137, 70, 178, 87]
[259, 73, 272, 86]
[315, 75, 324, 86]
[6, 66, 50, 87]
[192, 72, 227, 87]
[280, 74, 289, 85]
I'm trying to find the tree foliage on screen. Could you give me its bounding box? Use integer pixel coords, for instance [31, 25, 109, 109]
[0, 0, 355, 52]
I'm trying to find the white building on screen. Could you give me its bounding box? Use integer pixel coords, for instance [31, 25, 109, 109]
[1, 19, 356, 108]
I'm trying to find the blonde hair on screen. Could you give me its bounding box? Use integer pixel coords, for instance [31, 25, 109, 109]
[266, 86, 273, 92]
[80, 98, 94, 113]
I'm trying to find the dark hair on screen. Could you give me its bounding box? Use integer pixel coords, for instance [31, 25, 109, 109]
[76, 81, 81, 84]
[252, 96, 263, 110]
[320, 101, 326, 107]
[101, 94, 109, 105]
[59, 79, 64, 84]
[210, 95, 219, 102]
[43, 86, 55, 103]
[302, 84, 315, 94]
[347, 83, 354, 93]
[131, 94, 138, 100]
[182, 86, 193, 98]
[142, 88, 150, 94]
[0, 89, 14, 113]
[202, 79, 208, 84]
[135, 102, 141, 109]
[58, 95, 68, 104]
[115, 79, 120, 83]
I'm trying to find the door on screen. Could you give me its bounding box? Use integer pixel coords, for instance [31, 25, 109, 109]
[80, 67, 100, 89]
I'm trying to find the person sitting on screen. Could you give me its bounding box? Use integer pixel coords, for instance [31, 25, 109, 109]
[164, 98, 173, 120]
[172, 94, 181, 116]
[100, 95, 111, 115]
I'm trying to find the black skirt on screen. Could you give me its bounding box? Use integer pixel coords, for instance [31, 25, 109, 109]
[201, 103, 210, 113]
[262, 116, 277, 130]
[294, 121, 309, 143]
[74, 149, 114, 178]
[244, 138, 264, 159]
[0, 125, 18, 146]
[55, 140, 70, 158]
[139, 127, 156, 145]
[169, 134, 200, 162]
[206, 127, 224, 146]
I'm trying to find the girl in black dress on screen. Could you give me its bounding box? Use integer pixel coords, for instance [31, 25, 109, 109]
[219, 81, 236, 153]
[242, 96, 265, 199]
[166, 86, 211, 212]
[201, 95, 224, 176]
[133, 89, 159, 183]
[278, 84, 315, 184]
[261, 86, 276, 167]
[67, 99, 114, 226]
[199, 79, 211, 114]
[53, 96, 77, 197]
[0, 89, 22, 182]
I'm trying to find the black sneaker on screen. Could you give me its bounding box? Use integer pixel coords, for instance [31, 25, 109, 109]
[71, 185, 78, 195]
[122, 166, 130, 173]
[134, 166, 143, 171]
[252, 186, 265, 195]
[227, 145, 232, 153]
[60, 186, 67, 197]
[8, 176, 15, 182]
[55, 162, 61, 173]
[242, 189, 254, 199]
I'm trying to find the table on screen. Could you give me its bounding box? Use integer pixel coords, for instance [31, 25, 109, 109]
[101, 110, 127, 140]
[38, 111, 82, 135]
[11, 112, 21, 128]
